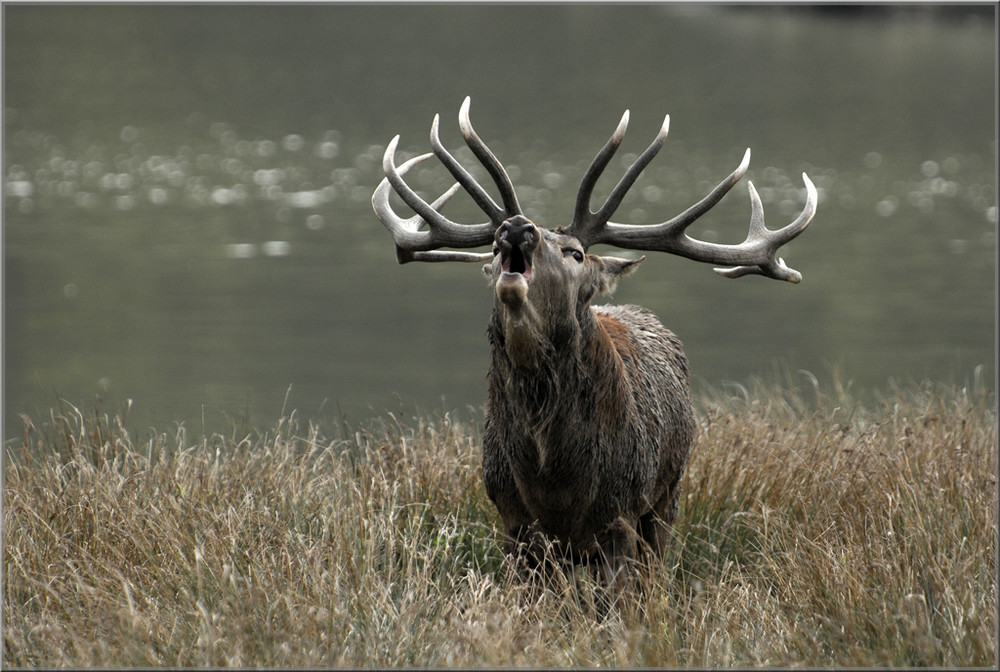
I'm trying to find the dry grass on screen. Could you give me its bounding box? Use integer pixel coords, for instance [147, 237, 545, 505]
[3, 378, 996, 667]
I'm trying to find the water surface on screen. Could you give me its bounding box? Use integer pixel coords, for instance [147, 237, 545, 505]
[4, 4, 995, 438]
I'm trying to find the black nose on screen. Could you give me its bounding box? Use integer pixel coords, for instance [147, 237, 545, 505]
[496, 215, 538, 252]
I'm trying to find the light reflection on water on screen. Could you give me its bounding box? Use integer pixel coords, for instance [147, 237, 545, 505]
[7, 122, 993, 257]
[3, 4, 995, 438]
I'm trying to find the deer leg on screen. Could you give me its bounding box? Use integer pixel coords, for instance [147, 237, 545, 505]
[504, 524, 542, 562]
[591, 516, 643, 590]
[505, 522, 579, 587]
[636, 511, 666, 556]
[637, 487, 680, 557]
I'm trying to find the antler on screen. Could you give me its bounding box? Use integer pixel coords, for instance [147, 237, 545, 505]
[563, 112, 817, 283]
[372, 96, 521, 263]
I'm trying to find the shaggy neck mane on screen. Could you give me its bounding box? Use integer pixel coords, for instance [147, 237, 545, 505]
[487, 306, 632, 436]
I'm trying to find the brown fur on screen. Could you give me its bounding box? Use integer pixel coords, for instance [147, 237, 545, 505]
[482, 220, 696, 576]
[589, 315, 633, 428]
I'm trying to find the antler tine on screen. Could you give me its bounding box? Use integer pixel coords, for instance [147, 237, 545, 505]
[594, 115, 670, 228]
[712, 173, 818, 282]
[430, 113, 506, 225]
[568, 112, 670, 248]
[571, 109, 630, 233]
[458, 96, 523, 218]
[644, 147, 752, 239]
[383, 163, 484, 264]
[372, 148, 430, 239]
[372, 141, 495, 262]
[379, 138, 444, 232]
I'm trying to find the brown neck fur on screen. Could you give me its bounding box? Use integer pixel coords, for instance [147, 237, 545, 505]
[486, 304, 633, 439]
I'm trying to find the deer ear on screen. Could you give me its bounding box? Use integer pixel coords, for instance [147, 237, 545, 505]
[596, 255, 645, 294]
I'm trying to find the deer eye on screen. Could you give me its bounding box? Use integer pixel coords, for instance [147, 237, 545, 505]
[492, 245, 500, 256]
[564, 248, 584, 263]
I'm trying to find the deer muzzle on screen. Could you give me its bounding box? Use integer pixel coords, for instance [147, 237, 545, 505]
[494, 216, 539, 307]
[496, 216, 538, 279]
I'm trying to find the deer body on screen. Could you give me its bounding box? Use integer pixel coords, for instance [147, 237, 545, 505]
[372, 97, 816, 571]
[485, 299, 695, 563]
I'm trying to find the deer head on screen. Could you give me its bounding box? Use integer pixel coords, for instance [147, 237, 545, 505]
[483, 214, 644, 369]
[372, 97, 817, 366]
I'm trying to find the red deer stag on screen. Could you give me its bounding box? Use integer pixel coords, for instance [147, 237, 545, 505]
[372, 97, 816, 576]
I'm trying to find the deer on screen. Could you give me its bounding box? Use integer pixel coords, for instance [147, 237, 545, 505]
[372, 97, 817, 581]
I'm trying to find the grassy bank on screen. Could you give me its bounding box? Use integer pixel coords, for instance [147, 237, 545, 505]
[3, 379, 996, 667]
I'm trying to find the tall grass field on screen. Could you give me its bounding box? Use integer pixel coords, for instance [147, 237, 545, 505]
[3, 378, 996, 667]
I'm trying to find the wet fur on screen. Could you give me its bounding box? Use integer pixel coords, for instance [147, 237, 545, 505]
[483, 289, 696, 573]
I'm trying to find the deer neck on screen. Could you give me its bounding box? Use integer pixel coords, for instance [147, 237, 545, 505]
[487, 304, 629, 423]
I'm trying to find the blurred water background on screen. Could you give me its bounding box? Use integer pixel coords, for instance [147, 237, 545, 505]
[3, 4, 995, 440]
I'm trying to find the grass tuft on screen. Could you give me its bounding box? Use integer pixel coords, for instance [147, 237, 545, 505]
[3, 380, 996, 667]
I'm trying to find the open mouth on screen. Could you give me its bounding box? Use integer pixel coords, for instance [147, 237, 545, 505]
[501, 243, 533, 280]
